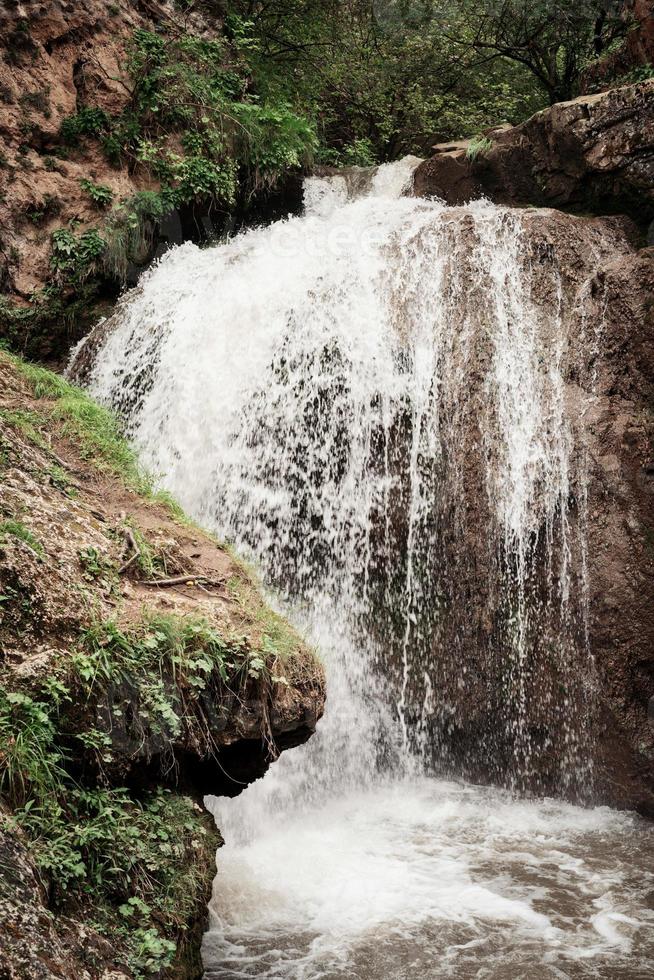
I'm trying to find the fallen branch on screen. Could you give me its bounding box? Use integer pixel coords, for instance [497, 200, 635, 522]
[142, 574, 225, 588]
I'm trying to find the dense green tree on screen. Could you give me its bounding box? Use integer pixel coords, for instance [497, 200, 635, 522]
[227, 0, 544, 159]
[453, 0, 629, 103]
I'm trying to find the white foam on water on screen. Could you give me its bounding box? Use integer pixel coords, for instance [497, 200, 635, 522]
[204, 780, 654, 979]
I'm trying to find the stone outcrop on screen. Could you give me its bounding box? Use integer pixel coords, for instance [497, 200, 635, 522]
[413, 81, 654, 229]
[0, 353, 325, 978]
[412, 86, 654, 815]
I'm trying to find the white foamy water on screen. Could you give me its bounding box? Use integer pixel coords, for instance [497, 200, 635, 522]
[73, 159, 654, 979]
[204, 779, 654, 980]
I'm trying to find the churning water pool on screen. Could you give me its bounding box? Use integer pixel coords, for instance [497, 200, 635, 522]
[202, 778, 654, 980]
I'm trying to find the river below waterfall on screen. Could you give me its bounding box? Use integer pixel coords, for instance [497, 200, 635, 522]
[75, 158, 654, 979]
[205, 779, 654, 979]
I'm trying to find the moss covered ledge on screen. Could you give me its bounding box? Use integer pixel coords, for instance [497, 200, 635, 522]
[0, 350, 325, 979]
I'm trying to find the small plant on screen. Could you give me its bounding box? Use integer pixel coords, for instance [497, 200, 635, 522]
[60, 107, 110, 146]
[0, 687, 63, 804]
[466, 135, 493, 161]
[50, 227, 107, 282]
[102, 190, 168, 279]
[78, 546, 116, 583]
[46, 463, 76, 496]
[0, 519, 44, 558]
[70, 612, 270, 754]
[1, 668, 218, 975]
[79, 178, 114, 209]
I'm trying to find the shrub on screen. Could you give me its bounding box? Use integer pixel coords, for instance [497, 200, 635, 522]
[79, 178, 114, 209]
[60, 107, 111, 146]
[0, 688, 63, 804]
[50, 227, 107, 282]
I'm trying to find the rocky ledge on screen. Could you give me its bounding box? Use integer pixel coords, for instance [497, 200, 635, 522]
[414, 80, 654, 231]
[0, 352, 325, 978]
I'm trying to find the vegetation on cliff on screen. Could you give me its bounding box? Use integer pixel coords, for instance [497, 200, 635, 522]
[0, 350, 325, 978]
[0, 0, 651, 356]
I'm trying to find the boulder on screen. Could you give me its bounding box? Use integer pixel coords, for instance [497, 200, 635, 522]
[413, 81, 654, 226]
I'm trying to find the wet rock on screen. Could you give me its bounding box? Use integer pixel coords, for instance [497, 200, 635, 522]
[399, 199, 654, 814]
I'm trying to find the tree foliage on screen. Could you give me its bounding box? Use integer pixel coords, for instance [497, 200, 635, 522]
[226, 0, 545, 159]
[454, 0, 630, 104]
[219, 0, 639, 158]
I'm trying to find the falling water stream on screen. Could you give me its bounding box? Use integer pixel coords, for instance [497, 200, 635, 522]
[76, 160, 654, 978]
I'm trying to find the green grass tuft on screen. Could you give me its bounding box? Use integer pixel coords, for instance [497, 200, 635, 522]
[0, 519, 44, 558]
[3, 351, 157, 494]
[466, 134, 493, 161]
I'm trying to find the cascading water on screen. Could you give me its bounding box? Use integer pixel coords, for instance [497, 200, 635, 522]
[75, 160, 654, 978]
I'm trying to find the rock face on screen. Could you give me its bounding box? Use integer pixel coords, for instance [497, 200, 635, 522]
[0, 353, 325, 978]
[413, 81, 654, 227]
[412, 84, 654, 816]
[582, 244, 654, 813]
[0, 1, 161, 301]
[0, 0, 231, 359]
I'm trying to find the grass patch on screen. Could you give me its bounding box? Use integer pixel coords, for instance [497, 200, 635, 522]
[2, 350, 154, 490]
[0, 519, 44, 558]
[223, 542, 318, 670]
[0, 688, 63, 804]
[466, 134, 493, 160]
[2, 351, 202, 525]
[0, 407, 48, 449]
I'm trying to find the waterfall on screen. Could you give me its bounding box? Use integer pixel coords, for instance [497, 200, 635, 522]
[77, 158, 592, 796]
[71, 160, 654, 979]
